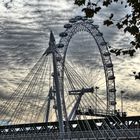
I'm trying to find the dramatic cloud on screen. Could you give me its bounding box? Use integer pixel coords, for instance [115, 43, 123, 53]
[0, 0, 139, 119]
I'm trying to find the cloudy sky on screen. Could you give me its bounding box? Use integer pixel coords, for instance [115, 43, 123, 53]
[0, 0, 140, 118]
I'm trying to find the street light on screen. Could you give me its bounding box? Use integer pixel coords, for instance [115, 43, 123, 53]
[120, 90, 125, 113]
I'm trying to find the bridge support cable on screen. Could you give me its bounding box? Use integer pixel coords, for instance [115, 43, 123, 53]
[63, 62, 135, 138]
[82, 90, 135, 137]
[9, 55, 49, 124]
[63, 72, 87, 133]
[45, 87, 52, 123]
[65, 63, 101, 111]
[80, 92, 118, 138]
[63, 63, 110, 138]
[16, 55, 49, 123]
[0, 55, 48, 124]
[65, 62, 89, 87]
[64, 62, 109, 116]
[84, 91, 135, 137]
[63, 65, 87, 138]
[0, 55, 44, 117]
[64, 65, 90, 112]
[24, 55, 51, 123]
[65, 68, 94, 137]
[89, 91, 135, 137]
[20, 56, 49, 123]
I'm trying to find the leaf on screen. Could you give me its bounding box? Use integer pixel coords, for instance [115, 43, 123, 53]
[104, 20, 113, 26]
[135, 43, 140, 49]
[94, 7, 101, 13]
[74, 0, 86, 6]
[124, 26, 131, 33]
[92, 3, 97, 6]
[122, 19, 128, 25]
[109, 13, 114, 19]
[129, 49, 136, 57]
[133, 71, 136, 75]
[110, 49, 117, 53]
[122, 50, 129, 55]
[136, 33, 140, 43]
[124, 26, 139, 35]
[135, 72, 140, 80]
[115, 49, 121, 56]
[116, 23, 123, 29]
[130, 41, 136, 46]
[125, 14, 131, 19]
[82, 8, 94, 18]
[103, 0, 111, 7]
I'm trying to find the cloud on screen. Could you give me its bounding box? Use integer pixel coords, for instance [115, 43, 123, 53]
[123, 91, 140, 101]
[0, 89, 10, 100]
[0, 0, 139, 118]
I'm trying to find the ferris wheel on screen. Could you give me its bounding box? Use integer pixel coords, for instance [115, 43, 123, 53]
[42, 15, 116, 131]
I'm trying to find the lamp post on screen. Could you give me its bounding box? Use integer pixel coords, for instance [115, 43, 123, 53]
[121, 90, 125, 113]
[95, 86, 99, 112]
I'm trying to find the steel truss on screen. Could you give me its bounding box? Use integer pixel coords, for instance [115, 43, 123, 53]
[0, 116, 139, 140]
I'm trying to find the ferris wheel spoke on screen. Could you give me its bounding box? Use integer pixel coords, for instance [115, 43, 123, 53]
[57, 18, 116, 118]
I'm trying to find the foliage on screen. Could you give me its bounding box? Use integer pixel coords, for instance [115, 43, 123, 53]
[74, 0, 140, 54]
[133, 72, 140, 80]
[74, 0, 86, 6]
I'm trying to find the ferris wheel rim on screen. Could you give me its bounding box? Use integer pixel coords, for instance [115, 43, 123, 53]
[57, 16, 116, 112]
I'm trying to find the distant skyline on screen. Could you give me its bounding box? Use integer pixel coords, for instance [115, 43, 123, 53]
[0, 0, 139, 116]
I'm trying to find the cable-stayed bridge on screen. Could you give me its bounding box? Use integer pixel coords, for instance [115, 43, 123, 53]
[0, 15, 140, 139]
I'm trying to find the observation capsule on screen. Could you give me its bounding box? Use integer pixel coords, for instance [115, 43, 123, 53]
[56, 43, 64, 48]
[50, 96, 55, 100]
[106, 63, 113, 68]
[86, 19, 94, 24]
[75, 16, 83, 20]
[53, 105, 57, 109]
[64, 23, 72, 29]
[51, 72, 60, 77]
[94, 25, 99, 28]
[82, 17, 88, 21]
[96, 32, 103, 36]
[108, 75, 115, 80]
[109, 88, 116, 92]
[56, 56, 62, 61]
[110, 101, 116, 105]
[100, 42, 107, 46]
[59, 32, 68, 37]
[103, 52, 110, 56]
[69, 18, 77, 23]
[51, 72, 54, 77]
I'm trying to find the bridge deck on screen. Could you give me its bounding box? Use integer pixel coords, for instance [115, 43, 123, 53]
[0, 129, 139, 140]
[0, 116, 140, 139]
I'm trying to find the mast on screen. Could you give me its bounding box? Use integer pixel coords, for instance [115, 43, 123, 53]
[44, 31, 64, 133]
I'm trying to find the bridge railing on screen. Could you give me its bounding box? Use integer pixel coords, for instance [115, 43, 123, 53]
[0, 129, 140, 139]
[77, 107, 115, 116]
